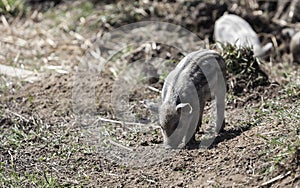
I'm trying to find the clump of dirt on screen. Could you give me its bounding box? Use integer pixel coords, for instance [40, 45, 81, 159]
[25, 0, 62, 11]
[124, 43, 185, 66]
[174, 1, 228, 40]
[1, 73, 74, 122]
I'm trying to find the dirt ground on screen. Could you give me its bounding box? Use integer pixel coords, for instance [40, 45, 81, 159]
[0, 0, 300, 187]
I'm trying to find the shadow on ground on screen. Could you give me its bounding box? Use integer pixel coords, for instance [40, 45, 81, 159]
[187, 123, 253, 150]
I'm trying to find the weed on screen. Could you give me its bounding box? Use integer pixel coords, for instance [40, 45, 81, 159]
[220, 43, 270, 95]
[257, 99, 300, 176]
[0, 0, 25, 15]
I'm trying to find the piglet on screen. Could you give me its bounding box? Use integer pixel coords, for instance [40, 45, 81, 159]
[214, 14, 272, 57]
[159, 49, 226, 149]
[290, 31, 300, 63]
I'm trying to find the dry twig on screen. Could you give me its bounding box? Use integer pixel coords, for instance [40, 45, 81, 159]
[108, 139, 133, 152]
[94, 116, 160, 129]
[261, 171, 291, 186]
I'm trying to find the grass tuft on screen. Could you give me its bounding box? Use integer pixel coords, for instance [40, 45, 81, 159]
[257, 99, 300, 176]
[0, 0, 25, 15]
[220, 43, 270, 95]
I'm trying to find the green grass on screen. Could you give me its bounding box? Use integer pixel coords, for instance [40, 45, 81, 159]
[0, 110, 95, 187]
[0, 169, 59, 187]
[220, 43, 270, 95]
[256, 96, 300, 176]
[0, 0, 25, 15]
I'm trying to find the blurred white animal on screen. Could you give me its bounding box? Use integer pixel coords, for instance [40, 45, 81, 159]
[214, 14, 272, 57]
[290, 31, 300, 63]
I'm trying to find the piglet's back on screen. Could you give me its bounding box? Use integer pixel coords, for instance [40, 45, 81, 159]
[162, 49, 226, 100]
[214, 14, 273, 57]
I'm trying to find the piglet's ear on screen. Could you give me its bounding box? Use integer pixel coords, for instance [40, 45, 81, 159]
[176, 103, 193, 114]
